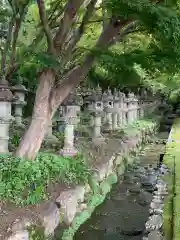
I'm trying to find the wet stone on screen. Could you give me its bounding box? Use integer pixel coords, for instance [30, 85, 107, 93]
[75, 229, 103, 240]
[129, 183, 141, 194]
[103, 231, 142, 240]
[145, 215, 163, 232]
[148, 230, 163, 240]
[111, 191, 128, 201]
[154, 190, 168, 196]
[142, 184, 156, 193]
[124, 176, 139, 184]
[136, 191, 152, 206]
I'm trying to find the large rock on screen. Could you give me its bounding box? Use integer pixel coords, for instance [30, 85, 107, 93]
[39, 202, 59, 235]
[145, 215, 163, 231]
[7, 231, 29, 240]
[56, 186, 85, 225]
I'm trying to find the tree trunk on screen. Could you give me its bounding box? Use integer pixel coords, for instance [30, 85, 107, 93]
[15, 69, 55, 159]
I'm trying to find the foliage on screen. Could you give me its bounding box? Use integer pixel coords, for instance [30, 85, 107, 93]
[86, 0, 180, 96]
[0, 153, 90, 205]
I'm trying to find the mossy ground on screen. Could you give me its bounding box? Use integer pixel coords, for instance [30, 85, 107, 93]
[163, 118, 180, 240]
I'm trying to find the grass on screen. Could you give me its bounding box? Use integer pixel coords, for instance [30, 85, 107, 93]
[163, 118, 180, 240]
[0, 153, 90, 206]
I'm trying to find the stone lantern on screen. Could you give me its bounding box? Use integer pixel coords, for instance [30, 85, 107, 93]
[12, 77, 27, 127]
[73, 87, 83, 125]
[0, 77, 13, 153]
[112, 88, 119, 130]
[56, 106, 65, 132]
[60, 91, 82, 157]
[118, 91, 126, 127]
[132, 93, 138, 122]
[136, 94, 141, 120]
[139, 91, 145, 119]
[127, 92, 135, 124]
[103, 88, 114, 132]
[84, 85, 104, 141]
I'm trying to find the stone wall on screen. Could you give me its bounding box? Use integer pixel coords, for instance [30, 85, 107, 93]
[6, 120, 158, 240]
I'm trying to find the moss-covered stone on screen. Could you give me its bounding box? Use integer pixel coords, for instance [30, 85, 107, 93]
[88, 176, 99, 194]
[163, 118, 180, 240]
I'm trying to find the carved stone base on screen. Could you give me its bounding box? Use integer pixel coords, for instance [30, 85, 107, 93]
[92, 136, 105, 145]
[45, 134, 59, 144]
[60, 147, 78, 157]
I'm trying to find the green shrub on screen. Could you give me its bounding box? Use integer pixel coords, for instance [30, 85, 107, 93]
[0, 153, 90, 205]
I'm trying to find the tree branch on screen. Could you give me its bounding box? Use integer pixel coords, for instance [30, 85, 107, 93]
[10, 8, 26, 68]
[50, 18, 132, 110]
[36, 0, 55, 55]
[108, 21, 139, 47]
[53, 0, 85, 53]
[64, 0, 98, 59]
[1, 16, 14, 77]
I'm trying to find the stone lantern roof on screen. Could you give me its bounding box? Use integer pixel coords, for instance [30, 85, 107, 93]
[102, 87, 113, 102]
[62, 89, 83, 106]
[12, 84, 27, 93]
[118, 91, 125, 101]
[85, 85, 103, 102]
[0, 77, 13, 102]
[11, 76, 27, 93]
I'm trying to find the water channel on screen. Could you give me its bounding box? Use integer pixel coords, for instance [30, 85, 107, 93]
[73, 132, 168, 240]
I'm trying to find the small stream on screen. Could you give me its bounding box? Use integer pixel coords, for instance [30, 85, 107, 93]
[73, 133, 168, 240]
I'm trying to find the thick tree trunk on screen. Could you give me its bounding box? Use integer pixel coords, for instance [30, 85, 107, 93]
[15, 69, 55, 159]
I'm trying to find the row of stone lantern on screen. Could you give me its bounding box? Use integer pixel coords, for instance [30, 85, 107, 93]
[57, 86, 149, 157]
[0, 77, 155, 156]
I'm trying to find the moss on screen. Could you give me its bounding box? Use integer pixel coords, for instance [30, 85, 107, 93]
[163, 118, 180, 240]
[117, 164, 126, 176]
[100, 181, 111, 195]
[88, 175, 99, 194]
[27, 225, 46, 240]
[163, 175, 173, 240]
[61, 193, 106, 240]
[106, 173, 118, 184]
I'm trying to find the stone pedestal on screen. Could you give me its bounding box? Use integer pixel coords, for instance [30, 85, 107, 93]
[103, 88, 114, 132]
[122, 100, 128, 125]
[12, 84, 27, 127]
[92, 112, 104, 142]
[104, 111, 113, 131]
[117, 91, 125, 127]
[45, 119, 58, 143]
[60, 116, 77, 157]
[0, 81, 13, 153]
[140, 101, 144, 119]
[112, 112, 118, 130]
[117, 111, 123, 127]
[112, 102, 119, 130]
[56, 106, 65, 132]
[133, 96, 138, 121]
[112, 90, 119, 131]
[127, 94, 134, 124]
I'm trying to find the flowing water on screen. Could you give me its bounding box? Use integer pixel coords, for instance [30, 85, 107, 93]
[73, 133, 168, 240]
